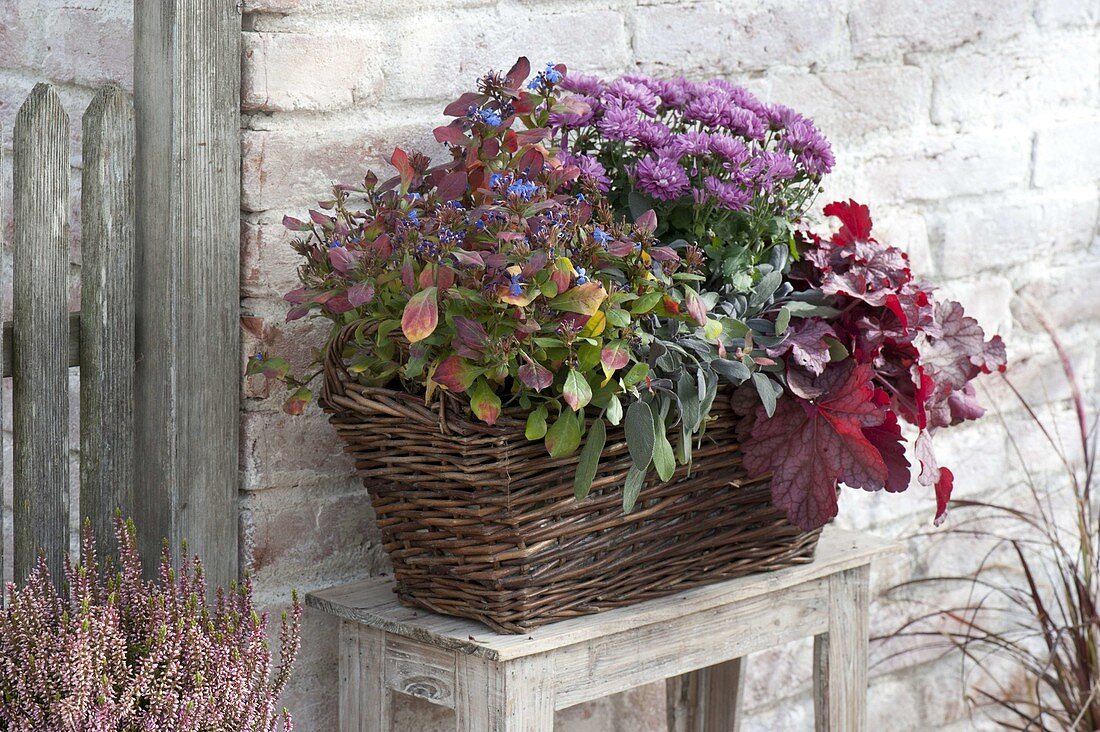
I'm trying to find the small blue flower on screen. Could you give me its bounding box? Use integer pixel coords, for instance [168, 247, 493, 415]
[575, 266, 588, 285]
[328, 239, 343, 248]
[544, 63, 563, 84]
[593, 227, 611, 246]
[527, 78, 542, 91]
[475, 219, 486, 230]
[489, 172, 505, 188]
[406, 209, 419, 224]
[255, 352, 264, 361]
[575, 193, 587, 203]
[479, 108, 503, 127]
[507, 180, 538, 200]
[508, 272, 525, 297]
[407, 192, 421, 200]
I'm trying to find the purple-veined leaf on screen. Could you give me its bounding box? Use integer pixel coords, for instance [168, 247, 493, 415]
[347, 282, 375, 307]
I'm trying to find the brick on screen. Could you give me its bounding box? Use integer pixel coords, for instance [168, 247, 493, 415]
[242, 31, 384, 112]
[241, 220, 310, 299]
[935, 275, 1014, 339]
[761, 65, 931, 143]
[850, 0, 1031, 57]
[240, 120, 437, 211]
[1014, 261, 1100, 336]
[1035, 0, 1100, 28]
[634, 0, 848, 73]
[853, 128, 1032, 202]
[378, 7, 631, 103]
[241, 409, 357, 490]
[35, 5, 133, 89]
[930, 33, 1099, 126]
[931, 188, 1099, 273]
[1033, 118, 1100, 188]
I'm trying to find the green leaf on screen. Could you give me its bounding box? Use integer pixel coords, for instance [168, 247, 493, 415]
[605, 308, 630, 328]
[651, 409, 676, 482]
[752, 372, 779, 418]
[630, 292, 663, 315]
[606, 393, 623, 426]
[784, 301, 841, 318]
[775, 306, 791, 335]
[712, 358, 751, 384]
[574, 418, 606, 500]
[825, 336, 850, 362]
[469, 379, 502, 425]
[545, 409, 582, 458]
[749, 271, 782, 308]
[622, 465, 648, 513]
[525, 405, 548, 440]
[628, 190, 655, 221]
[677, 372, 701, 434]
[625, 400, 655, 470]
[623, 362, 649, 388]
[562, 369, 593, 411]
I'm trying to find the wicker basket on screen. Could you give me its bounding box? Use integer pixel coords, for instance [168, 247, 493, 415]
[321, 325, 822, 633]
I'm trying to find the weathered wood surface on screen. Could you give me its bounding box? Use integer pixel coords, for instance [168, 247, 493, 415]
[12, 83, 70, 585]
[1, 316, 79, 378]
[308, 529, 898, 661]
[314, 529, 898, 731]
[666, 658, 745, 732]
[133, 0, 241, 586]
[815, 564, 871, 732]
[80, 85, 136, 563]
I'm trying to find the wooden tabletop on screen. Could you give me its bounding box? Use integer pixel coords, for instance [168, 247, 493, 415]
[306, 527, 902, 662]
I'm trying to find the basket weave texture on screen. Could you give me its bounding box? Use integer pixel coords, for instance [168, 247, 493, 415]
[321, 330, 822, 633]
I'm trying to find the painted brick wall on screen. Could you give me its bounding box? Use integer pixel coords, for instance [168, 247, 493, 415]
[0, 0, 1097, 730]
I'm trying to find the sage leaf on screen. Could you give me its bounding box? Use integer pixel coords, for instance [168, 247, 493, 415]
[775, 305, 791, 335]
[622, 465, 648, 513]
[753, 372, 779, 418]
[625, 399, 655, 470]
[545, 409, 582, 458]
[652, 411, 676, 482]
[712, 358, 751, 383]
[574, 418, 606, 500]
[749, 271, 782, 308]
[525, 405, 548, 440]
[606, 393, 623, 426]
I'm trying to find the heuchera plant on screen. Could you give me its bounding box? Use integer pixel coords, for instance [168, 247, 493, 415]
[0, 519, 301, 731]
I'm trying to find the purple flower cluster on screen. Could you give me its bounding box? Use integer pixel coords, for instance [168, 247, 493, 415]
[0, 519, 301, 731]
[551, 73, 834, 215]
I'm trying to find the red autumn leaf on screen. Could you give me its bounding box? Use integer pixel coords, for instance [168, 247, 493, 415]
[453, 316, 489, 358]
[504, 56, 531, 90]
[503, 129, 519, 153]
[282, 215, 311, 231]
[518, 355, 554, 392]
[600, 341, 630, 372]
[742, 363, 888, 530]
[390, 147, 413, 191]
[309, 209, 331, 226]
[401, 287, 439, 343]
[282, 387, 312, 416]
[433, 122, 468, 146]
[823, 199, 873, 244]
[915, 430, 954, 525]
[649, 246, 679, 262]
[469, 379, 502, 425]
[635, 209, 658, 235]
[436, 170, 468, 202]
[347, 282, 375, 307]
[861, 411, 910, 493]
[433, 356, 479, 393]
[443, 91, 487, 117]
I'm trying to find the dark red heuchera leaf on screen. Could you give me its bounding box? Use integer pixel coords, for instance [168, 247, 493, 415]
[768, 320, 835, 375]
[743, 363, 888, 530]
[921, 300, 1006, 428]
[862, 411, 910, 493]
[915, 430, 953, 525]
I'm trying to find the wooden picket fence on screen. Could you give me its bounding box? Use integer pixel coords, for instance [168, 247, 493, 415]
[3, 82, 135, 587]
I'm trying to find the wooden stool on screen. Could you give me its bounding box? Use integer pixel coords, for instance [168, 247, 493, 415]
[307, 529, 900, 731]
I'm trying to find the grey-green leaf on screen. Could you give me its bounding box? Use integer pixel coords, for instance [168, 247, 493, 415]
[712, 358, 751, 383]
[573, 418, 606, 500]
[622, 465, 647, 513]
[749, 270, 782, 308]
[752, 372, 779, 418]
[775, 306, 791, 335]
[606, 393, 623, 426]
[625, 399, 655, 470]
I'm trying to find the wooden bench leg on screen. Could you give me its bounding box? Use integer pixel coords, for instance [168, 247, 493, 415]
[455, 654, 556, 731]
[666, 657, 745, 732]
[341, 622, 391, 731]
[813, 565, 870, 732]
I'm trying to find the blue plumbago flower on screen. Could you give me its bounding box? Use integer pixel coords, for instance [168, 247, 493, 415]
[575, 192, 587, 202]
[448, 200, 465, 211]
[507, 180, 539, 200]
[478, 108, 503, 127]
[407, 192, 421, 200]
[489, 172, 506, 188]
[254, 352, 264, 361]
[509, 272, 525, 297]
[406, 209, 420, 224]
[592, 227, 611, 246]
[544, 63, 563, 85]
[328, 239, 343, 248]
[474, 219, 487, 230]
[575, 266, 588, 285]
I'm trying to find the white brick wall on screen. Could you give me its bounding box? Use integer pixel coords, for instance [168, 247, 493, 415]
[1, 1, 1098, 730]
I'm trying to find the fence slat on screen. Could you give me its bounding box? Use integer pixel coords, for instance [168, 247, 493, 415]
[81, 85, 135, 563]
[13, 83, 70, 585]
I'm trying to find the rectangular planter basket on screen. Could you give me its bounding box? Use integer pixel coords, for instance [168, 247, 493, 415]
[322, 365, 822, 634]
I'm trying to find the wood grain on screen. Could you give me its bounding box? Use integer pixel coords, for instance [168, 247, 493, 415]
[133, 0, 241, 586]
[12, 83, 70, 585]
[80, 84, 136, 563]
[814, 564, 871, 732]
[666, 658, 745, 732]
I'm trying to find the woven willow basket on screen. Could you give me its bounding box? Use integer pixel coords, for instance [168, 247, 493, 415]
[321, 323, 822, 633]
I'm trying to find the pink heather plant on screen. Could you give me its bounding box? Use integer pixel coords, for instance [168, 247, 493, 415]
[0, 519, 301, 732]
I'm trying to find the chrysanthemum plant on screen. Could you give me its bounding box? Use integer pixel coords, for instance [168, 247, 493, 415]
[253, 58, 1006, 531]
